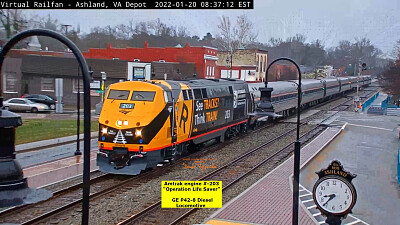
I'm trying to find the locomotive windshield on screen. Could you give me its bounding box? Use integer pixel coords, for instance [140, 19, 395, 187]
[131, 91, 156, 101]
[107, 90, 130, 100]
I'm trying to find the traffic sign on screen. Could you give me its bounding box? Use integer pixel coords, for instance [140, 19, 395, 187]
[90, 80, 101, 89]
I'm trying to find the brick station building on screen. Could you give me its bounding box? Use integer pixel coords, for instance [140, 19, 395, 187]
[83, 42, 219, 79]
[217, 49, 268, 82]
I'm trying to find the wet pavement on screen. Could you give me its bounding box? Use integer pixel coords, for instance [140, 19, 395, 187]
[17, 139, 98, 168]
[24, 151, 98, 188]
[300, 111, 400, 225]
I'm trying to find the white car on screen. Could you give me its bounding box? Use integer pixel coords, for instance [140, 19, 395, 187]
[3, 98, 49, 113]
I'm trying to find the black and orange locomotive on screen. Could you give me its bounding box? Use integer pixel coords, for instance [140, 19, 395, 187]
[97, 79, 251, 175]
[97, 76, 372, 175]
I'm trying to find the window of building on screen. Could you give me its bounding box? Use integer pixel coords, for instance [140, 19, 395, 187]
[212, 67, 215, 76]
[261, 56, 265, 72]
[133, 67, 145, 79]
[73, 78, 84, 93]
[41, 77, 54, 92]
[4, 72, 17, 93]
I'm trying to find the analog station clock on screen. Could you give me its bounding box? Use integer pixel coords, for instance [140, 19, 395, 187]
[312, 160, 357, 218]
[313, 176, 357, 216]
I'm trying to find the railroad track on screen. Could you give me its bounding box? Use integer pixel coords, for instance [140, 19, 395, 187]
[0, 89, 368, 224]
[117, 124, 324, 225]
[0, 118, 283, 225]
[116, 94, 357, 225]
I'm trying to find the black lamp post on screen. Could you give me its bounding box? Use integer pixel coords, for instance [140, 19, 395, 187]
[259, 57, 302, 225]
[0, 29, 92, 225]
[75, 67, 82, 156]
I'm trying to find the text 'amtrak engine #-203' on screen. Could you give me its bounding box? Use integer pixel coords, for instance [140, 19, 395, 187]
[97, 76, 371, 175]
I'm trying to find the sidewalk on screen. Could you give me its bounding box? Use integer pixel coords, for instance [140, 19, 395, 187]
[16, 131, 98, 152]
[301, 111, 400, 225]
[17, 109, 99, 120]
[205, 126, 344, 225]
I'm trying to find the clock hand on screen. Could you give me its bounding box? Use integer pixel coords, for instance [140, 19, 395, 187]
[322, 194, 336, 207]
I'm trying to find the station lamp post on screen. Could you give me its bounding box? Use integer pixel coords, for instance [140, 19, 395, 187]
[255, 57, 302, 225]
[75, 68, 82, 156]
[0, 29, 92, 225]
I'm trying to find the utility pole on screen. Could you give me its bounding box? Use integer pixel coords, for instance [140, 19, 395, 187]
[230, 49, 233, 78]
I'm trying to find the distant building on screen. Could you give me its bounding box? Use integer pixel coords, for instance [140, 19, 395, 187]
[83, 42, 218, 79]
[217, 49, 268, 82]
[2, 49, 195, 108]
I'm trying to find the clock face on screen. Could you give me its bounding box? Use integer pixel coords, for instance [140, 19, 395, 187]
[314, 177, 356, 215]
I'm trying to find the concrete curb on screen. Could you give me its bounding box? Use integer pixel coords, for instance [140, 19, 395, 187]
[16, 131, 98, 152]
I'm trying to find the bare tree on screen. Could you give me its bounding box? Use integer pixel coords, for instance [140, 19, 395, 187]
[177, 26, 189, 38]
[215, 15, 234, 51]
[115, 20, 135, 40]
[234, 14, 257, 48]
[0, 9, 27, 39]
[215, 14, 257, 51]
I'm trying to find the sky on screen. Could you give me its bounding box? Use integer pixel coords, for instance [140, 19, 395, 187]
[25, 0, 400, 55]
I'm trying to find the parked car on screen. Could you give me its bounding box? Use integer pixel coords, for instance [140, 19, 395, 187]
[3, 98, 49, 113]
[22, 94, 56, 110]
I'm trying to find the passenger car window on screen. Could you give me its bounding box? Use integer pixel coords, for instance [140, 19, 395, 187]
[131, 91, 156, 101]
[108, 90, 130, 100]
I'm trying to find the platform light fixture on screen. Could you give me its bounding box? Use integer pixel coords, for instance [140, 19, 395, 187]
[258, 57, 302, 225]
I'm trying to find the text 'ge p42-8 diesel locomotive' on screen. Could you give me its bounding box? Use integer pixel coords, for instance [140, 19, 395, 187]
[97, 79, 252, 175]
[97, 76, 371, 175]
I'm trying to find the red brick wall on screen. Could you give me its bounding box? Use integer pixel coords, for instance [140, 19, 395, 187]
[83, 43, 218, 79]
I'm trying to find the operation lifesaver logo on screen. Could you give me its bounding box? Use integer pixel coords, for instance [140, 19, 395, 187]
[161, 181, 222, 208]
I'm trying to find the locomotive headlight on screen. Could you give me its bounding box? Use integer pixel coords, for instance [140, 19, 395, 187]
[123, 120, 128, 126]
[117, 120, 122, 126]
[102, 128, 108, 134]
[135, 129, 142, 137]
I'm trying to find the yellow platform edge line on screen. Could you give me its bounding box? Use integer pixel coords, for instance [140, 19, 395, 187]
[205, 219, 262, 225]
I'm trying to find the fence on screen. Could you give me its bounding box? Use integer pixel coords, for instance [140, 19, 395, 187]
[362, 92, 379, 112]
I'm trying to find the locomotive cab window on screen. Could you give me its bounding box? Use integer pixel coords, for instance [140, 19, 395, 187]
[108, 90, 130, 100]
[201, 88, 208, 98]
[131, 91, 156, 101]
[182, 90, 189, 100]
[193, 89, 202, 100]
[188, 90, 194, 99]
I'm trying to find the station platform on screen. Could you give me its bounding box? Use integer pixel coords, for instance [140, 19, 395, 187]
[23, 151, 98, 188]
[206, 108, 400, 225]
[301, 111, 400, 225]
[205, 126, 344, 225]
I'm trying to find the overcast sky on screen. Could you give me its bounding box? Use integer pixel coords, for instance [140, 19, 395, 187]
[26, 0, 400, 55]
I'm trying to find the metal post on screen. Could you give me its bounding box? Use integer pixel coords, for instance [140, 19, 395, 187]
[260, 57, 302, 225]
[230, 49, 233, 78]
[75, 68, 82, 155]
[293, 59, 302, 225]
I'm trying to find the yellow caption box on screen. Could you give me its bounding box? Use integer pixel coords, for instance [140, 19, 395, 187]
[161, 181, 222, 208]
